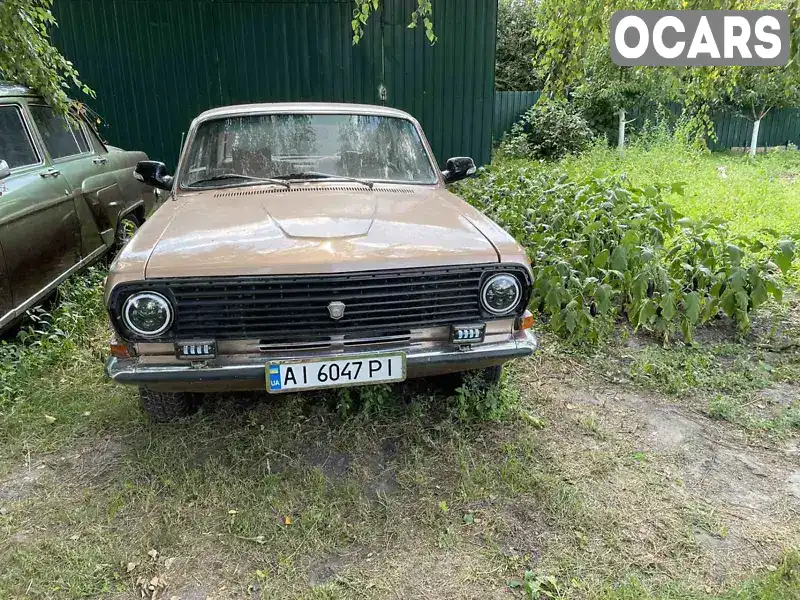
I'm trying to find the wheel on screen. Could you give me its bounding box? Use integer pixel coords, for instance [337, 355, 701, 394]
[138, 387, 198, 422]
[115, 213, 142, 252]
[478, 365, 503, 385]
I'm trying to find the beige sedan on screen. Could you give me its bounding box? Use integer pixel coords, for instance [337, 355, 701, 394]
[104, 103, 537, 421]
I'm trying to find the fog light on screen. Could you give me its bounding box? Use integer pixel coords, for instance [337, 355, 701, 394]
[176, 340, 217, 360]
[518, 310, 535, 331]
[451, 324, 486, 344]
[110, 343, 132, 359]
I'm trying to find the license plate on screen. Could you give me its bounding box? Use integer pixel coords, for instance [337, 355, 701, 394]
[266, 354, 406, 393]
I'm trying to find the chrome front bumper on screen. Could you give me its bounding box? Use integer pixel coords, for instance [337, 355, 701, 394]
[105, 330, 538, 390]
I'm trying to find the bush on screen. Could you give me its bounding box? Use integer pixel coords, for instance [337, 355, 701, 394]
[458, 165, 795, 345]
[500, 99, 594, 160]
[495, 0, 543, 92]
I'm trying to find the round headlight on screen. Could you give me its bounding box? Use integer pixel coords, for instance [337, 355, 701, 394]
[481, 273, 522, 316]
[122, 292, 173, 337]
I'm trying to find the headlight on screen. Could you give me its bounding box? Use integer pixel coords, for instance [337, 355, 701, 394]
[481, 273, 522, 316]
[122, 292, 173, 337]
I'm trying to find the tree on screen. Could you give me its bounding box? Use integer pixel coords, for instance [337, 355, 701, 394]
[0, 0, 93, 114]
[534, 0, 800, 147]
[495, 0, 543, 92]
[572, 47, 671, 151]
[351, 0, 436, 45]
[722, 65, 800, 156]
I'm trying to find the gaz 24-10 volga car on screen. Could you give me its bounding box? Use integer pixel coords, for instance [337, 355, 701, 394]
[104, 103, 537, 421]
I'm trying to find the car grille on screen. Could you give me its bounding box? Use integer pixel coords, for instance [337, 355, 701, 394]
[111, 264, 530, 342]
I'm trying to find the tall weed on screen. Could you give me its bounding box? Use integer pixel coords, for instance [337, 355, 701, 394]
[0, 267, 107, 408]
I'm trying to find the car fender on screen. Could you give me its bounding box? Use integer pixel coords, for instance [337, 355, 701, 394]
[80, 171, 128, 246]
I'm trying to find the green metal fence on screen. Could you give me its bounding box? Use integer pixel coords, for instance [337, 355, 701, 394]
[52, 0, 498, 169]
[493, 91, 800, 149]
[492, 90, 541, 142]
[709, 108, 800, 150]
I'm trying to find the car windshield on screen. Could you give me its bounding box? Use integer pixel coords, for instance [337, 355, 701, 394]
[180, 113, 438, 188]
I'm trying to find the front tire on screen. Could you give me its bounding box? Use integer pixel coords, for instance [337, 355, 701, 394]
[477, 365, 503, 385]
[138, 387, 198, 422]
[114, 213, 142, 253]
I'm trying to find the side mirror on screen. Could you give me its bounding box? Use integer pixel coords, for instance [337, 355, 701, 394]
[134, 160, 173, 191]
[442, 157, 477, 184]
[0, 160, 10, 181]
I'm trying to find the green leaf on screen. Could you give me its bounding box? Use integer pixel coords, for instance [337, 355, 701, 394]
[565, 309, 578, 333]
[593, 248, 610, 269]
[610, 245, 628, 271]
[638, 300, 657, 327]
[670, 182, 687, 196]
[735, 290, 749, 312]
[583, 221, 602, 235]
[660, 292, 677, 321]
[545, 285, 560, 314]
[773, 239, 796, 273]
[721, 289, 737, 318]
[684, 291, 700, 324]
[595, 284, 612, 314]
[622, 230, 639, 245]
[681, 317, 694, 343]
[765, 278, 784, 303]
[729, 268, 747, 291]
[751, 281, 768, 308]
[726, 244, 743, 266]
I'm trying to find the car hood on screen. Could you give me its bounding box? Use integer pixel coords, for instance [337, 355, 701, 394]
[141, 184, 501, 278]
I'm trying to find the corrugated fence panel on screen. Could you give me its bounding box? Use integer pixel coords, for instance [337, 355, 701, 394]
[492, 91, 541, 142]
[493, 91, 800, 151]
[51, 0, 498, 169]
[709, 109, 800, 150]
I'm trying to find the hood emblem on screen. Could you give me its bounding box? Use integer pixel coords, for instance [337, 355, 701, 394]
[327, 301, 346, 320]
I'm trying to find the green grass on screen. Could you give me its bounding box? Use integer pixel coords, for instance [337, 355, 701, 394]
[554, 138, 800, 241]
[1, 293, 797, 598]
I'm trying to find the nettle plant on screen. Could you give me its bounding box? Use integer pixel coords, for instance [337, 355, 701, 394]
[460, 167, 795, 344]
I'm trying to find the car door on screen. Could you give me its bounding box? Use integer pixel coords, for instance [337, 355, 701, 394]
[79, 119, 153, 243]
[0, 102, 82, 323]
[28, 104, 110, 258]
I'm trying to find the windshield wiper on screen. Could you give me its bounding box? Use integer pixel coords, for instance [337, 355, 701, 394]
[276, 171, 374, 189]
[188, 173, 291, 189]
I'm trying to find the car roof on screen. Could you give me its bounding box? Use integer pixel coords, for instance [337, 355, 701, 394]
[0, 82, 36, 98]
[194, 102, 416, 123]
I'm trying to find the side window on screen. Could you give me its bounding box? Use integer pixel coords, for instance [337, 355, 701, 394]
[81, 122, 107, 154]
[75, 125, 90, 153]
[29, 105, 84, 160]
[0, 105, 39, 169]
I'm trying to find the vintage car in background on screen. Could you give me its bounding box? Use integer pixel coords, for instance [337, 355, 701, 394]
[0, 83, 155, 334]
[104, 103, 537, 421]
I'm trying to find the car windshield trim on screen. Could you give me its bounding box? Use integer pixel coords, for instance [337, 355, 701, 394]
[176, 112, 441, 189]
